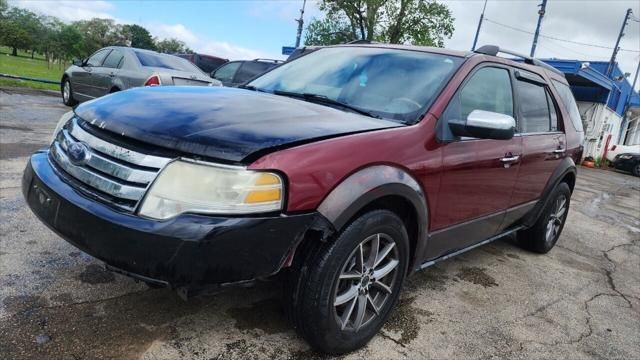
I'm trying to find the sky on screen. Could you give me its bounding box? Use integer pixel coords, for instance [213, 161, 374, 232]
[10, 0, 640, 88]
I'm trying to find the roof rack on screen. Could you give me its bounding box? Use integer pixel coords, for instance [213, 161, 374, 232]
[474, 45, 563, 76]
[252, 58, 284, 64]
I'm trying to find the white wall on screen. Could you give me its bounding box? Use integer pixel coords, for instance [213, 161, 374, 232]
[577, 101, 622, 159]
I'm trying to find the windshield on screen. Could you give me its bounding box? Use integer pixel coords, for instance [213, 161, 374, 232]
[135, 51, 204, 73]
[249, 47, 463, 122]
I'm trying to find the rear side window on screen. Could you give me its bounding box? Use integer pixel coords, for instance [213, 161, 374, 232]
[234, 62, 275, 84]
[198, 57, 227, 73]
[103, 49, 124, 69]
[516, 79, 555, 133]
[552, 80, 584, 133]
[213, 62, 242, 83]
[86, 49, 110, 67]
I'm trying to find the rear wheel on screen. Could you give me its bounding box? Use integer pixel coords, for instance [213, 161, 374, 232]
[285, 210, 409, 354]
[61, 78, 77, 106]
[519, 182, 571, 253]
[633, 163, 640, 177]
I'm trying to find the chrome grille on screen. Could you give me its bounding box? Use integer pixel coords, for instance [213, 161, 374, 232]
[50, 117, 172, 211]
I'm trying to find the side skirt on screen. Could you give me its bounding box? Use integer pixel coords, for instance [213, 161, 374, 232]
[419, 226, 523, 270]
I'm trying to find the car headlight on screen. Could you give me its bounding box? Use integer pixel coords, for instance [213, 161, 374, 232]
[51, 111, 75, 142]
[138, 160, 284, 220]
[619, 154, 633, 160]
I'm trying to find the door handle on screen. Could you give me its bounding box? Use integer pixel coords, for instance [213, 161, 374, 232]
[552, 148, 565, 154]
[109, 72, 115, 77]
[500, 155, 520, 163]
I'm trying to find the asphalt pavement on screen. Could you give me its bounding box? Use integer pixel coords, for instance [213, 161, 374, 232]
[0, 87, 638, 359]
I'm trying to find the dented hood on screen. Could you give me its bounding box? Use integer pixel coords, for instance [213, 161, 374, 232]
[73, 86, 402, 163]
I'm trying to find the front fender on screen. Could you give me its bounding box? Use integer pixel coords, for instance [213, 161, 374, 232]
[317, 165, 428, 271]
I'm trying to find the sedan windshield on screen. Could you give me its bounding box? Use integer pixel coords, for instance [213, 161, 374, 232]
[135, 51, 204, 73]
[249, 47, 463, 123]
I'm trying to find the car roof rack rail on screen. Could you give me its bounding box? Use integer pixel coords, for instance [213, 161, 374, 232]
[474, 45, 563, 76]
[253, 58, 284, 64]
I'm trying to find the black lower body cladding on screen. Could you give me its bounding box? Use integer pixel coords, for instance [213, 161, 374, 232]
[22, 151, 323, 287]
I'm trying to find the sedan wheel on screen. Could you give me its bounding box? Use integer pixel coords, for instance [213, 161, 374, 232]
[61, 79, 77, 106]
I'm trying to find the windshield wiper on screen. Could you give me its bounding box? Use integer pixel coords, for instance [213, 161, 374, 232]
[272, 90, 382, 119]
[238, 84, 267, 92]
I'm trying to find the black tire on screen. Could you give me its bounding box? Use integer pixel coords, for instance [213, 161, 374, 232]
[285, 209, 409, 354]
[633, 162, 640, 177]
[519, 182, 571, 254]
[61, 78, 78, 106]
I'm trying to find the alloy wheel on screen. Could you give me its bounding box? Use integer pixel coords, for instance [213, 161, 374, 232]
[333, 233, 399, 332]
[545, 194, 567, 244]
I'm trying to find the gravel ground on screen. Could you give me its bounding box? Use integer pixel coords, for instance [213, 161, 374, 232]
[0, 87, 639, 359]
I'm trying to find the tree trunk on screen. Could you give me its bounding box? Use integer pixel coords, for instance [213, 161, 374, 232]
[12, 47, 17, 56]
[31, 50, 34, 59]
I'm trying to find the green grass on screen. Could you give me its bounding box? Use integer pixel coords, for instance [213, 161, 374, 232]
[0, 46, 64, 91]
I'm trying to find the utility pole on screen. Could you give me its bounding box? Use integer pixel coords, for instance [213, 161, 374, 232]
[530, 0, 547, 57]
[606, 8, 632, 77]
[619, 60, 640, 144]
[295, 0, 307, 48]
[471, 0, 488, 51]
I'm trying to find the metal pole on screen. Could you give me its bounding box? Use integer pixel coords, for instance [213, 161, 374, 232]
[530, 0, 547, 57]
[618, 60, 640, 143]
[295, 0, 307, 48]
[607, 8, 632, 77]
[471, 0, 488, 51]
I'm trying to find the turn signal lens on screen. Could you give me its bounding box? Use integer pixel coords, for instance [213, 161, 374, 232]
[138, 160, 284, 219]
[245, 189, 282, 203]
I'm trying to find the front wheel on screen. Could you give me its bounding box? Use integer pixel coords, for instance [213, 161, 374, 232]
[61, 79, 78, 106]
[285, 210, 409, 354]
[633, 163, 640, 177]
[518, 182, 571, 253]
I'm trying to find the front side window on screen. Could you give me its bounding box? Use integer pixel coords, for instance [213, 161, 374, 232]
[517, 79, 554, 133]
[249, 47, 463, 123]
[459, 67, 514, 119]
[86, 49, 110, 67]
[437, 66, 513, 140]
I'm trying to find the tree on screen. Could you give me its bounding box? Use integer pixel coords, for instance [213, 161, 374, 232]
[155, 38, 191, 54]
[1, 7, 41, 56]
[123, 24, 155, 50]
[305, 0, 454, 47]
[304, 13, 355, 45]
[73, 18, 126, 56]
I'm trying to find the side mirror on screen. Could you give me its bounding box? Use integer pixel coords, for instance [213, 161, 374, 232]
[210, 70, 217, 79]
[72, 58, 84, 66]
[449, 110, 516, 140]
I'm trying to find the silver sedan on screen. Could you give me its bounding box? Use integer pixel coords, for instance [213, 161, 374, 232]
[61, 46, 221, 106]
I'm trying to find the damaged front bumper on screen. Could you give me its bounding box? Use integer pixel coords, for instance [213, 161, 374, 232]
[22, 151, 329, 288]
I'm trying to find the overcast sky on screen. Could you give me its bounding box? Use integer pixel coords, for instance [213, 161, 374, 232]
[10, 0, 640, 88]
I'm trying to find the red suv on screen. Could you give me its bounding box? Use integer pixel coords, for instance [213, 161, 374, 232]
[23, 44, 583, 354]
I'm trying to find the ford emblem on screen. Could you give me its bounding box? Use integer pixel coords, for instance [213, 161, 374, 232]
[67, 142, 91, 166]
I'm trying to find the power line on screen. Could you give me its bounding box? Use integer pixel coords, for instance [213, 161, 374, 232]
[484, 18, 640, 53]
